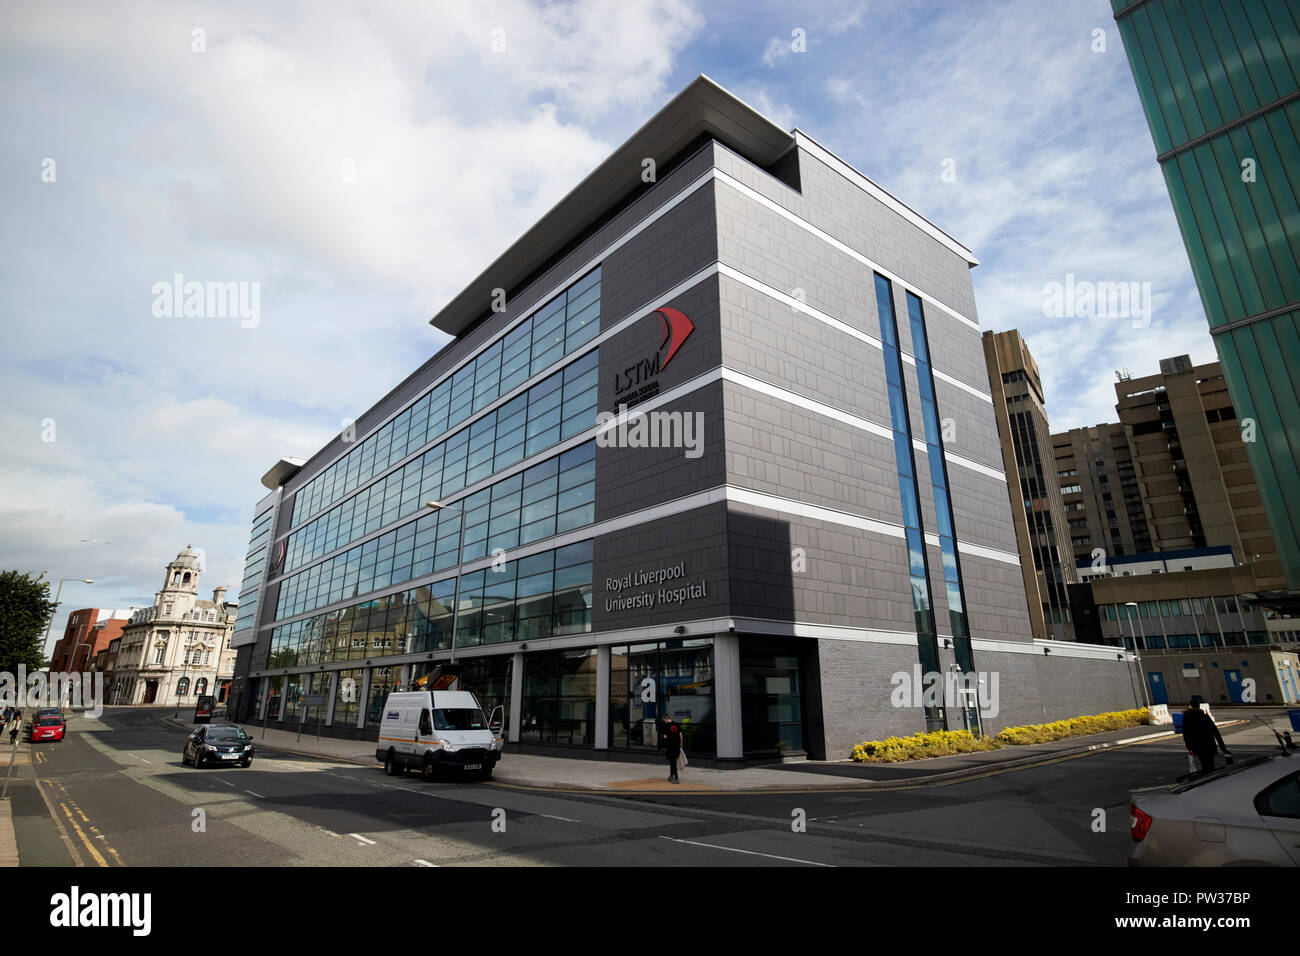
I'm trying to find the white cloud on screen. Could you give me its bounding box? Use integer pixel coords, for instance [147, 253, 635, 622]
[761, 35, 793, 68]
[0, 0, 706, 651]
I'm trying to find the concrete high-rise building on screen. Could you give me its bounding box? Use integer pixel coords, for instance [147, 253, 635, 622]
[1052, 422, 1152, 569]
[229, 77, 1141, 760]
[1115, 355, 1284, 590]
[982, 329, 1077, 640]
[1112, 0, 1300, 594]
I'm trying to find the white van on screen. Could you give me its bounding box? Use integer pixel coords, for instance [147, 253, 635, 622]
[375, 690, 504, 781]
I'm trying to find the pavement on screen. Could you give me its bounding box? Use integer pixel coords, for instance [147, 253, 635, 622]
[0, 736, 32, 867]
[157, 712, 1282, 794]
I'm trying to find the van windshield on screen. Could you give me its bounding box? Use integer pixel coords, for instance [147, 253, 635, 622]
[433, 708, 486, 731]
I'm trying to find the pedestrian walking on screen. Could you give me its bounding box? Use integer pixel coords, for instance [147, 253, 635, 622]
[8, 712, 21, 745]
[662, 713, 683, 784]
[1181, 696, 1228, 774]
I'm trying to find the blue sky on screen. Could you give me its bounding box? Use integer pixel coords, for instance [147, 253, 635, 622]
[0, 0, 1220, 651]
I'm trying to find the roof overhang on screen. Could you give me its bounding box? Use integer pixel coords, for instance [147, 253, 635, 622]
[261, 457, 306, 491]
[428, 74, 796, 336]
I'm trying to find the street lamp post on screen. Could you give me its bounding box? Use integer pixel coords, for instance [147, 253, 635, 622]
[43, 578, 95, 653]
[43, 577, 94, 707]
[1125, 602, 1152, 709]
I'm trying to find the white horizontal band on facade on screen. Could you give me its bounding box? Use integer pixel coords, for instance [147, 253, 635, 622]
[713, 168, 984, 336]
[975, 637, 1137, 663]
[249, 617, 1129, 680]
[720, 358, 1003, 485]
[932, 367, 993, 404]
[720, 367, 895, 441]
[723, 485, 906, 539]
[715, 261, 992, 405]
[716, 261, 886, 351]
[922, 532, 1021, 567]
[734, 617, 919, 646]
[908, 438, 1007, 484]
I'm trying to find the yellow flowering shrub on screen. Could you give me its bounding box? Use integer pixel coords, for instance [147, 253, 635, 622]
[995, 708, 1149, 745]
[850, 729, 1002, 763]
[850, 708, 1150, 761]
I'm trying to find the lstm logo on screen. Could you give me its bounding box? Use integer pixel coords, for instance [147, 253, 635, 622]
[613, 307, 694, 406]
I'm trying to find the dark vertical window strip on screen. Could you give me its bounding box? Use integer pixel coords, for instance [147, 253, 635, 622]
[873, 274, 942, 731]
[905, 291, 978, 687]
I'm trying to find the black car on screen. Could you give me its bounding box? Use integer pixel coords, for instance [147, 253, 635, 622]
[183, 724, 255, 768]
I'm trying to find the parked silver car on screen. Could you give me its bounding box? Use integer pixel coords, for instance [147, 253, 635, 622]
[1129, 747, 1300, 866]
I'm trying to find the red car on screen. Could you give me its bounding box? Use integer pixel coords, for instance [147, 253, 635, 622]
[31, 715, 66, 742]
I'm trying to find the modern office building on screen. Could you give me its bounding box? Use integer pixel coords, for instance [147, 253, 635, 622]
[1052, 422, 1152, 568]
[1114, 354, 1284, 590]
[982, 330, 1077, 641]
[230, 77, 1140, 761]
[1112, 0, 1300, 594]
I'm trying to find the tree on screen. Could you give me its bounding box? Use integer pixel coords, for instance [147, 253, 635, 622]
[0, 571, 57, 675]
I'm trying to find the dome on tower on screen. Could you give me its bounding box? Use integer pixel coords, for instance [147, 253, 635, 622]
[171, 545, 201, 570]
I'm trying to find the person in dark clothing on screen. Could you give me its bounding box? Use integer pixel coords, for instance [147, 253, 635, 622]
[662, 714, 682, 783]
[1181, 696, 1227, 773]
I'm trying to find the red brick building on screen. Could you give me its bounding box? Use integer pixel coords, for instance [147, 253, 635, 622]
[49, 608, 130, 673]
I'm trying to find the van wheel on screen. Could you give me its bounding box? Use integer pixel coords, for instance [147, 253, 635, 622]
[385, 750, 401, 777]
[422, 756, 437, 782]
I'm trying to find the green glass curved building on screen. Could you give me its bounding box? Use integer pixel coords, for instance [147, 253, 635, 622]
[1112, 0, 1300, 594]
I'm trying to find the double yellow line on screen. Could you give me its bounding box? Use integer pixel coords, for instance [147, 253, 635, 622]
[46, 779, 122, 867]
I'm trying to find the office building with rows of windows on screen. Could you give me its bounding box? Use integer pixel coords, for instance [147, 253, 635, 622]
[229, 77, 1138, 761]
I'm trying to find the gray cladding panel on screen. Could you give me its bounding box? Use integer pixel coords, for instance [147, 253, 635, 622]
[718, 273, 893, 428]
[721, 381, 902, 524]
[711, 143, 980, 328]
[727, 503, 915, 632]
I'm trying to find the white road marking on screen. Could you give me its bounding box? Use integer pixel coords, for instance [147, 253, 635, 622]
[415, 859, 438, 867]
[245, 790, 265, 799]
[349, 833, 377, 846]
[657, 835, 834, 867]
[214, 778, 235, 788]
[539, 814, 581, 823]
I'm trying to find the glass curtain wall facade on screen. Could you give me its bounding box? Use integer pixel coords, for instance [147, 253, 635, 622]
[251, 267, 602, 738]
[1113, 0, 1300, 589]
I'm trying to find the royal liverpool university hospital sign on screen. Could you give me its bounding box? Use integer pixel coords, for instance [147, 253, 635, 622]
[604, 561, 709, 613]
